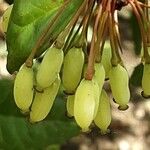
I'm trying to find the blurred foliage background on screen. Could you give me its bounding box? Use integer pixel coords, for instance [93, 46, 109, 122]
[0, 0, 149, 149]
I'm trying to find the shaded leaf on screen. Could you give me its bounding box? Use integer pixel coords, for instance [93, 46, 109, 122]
[0, 79, 13, 105]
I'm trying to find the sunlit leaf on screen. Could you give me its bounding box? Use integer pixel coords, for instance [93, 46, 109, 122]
[6, 0, 84, 74]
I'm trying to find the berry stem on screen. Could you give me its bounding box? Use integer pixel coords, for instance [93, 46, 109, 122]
[113, 10, 123, 53]
[129, 0, 150, 63]
[62, 0, 88, 52]
[95, 10, 108, 62]
[25, 0, 70, 67]
[85, 3, 102, 80]
[108, 0, 122, 66]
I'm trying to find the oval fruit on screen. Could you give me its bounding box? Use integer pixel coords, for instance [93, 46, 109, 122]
[93, 79, 100, 118]
[109, 64, 130, 110]
[36, 47, 63, 89]
[142, 63, 150, 98]
[30, 75, 61, 123]
[14, 64, 34, 113]
[94, 63, 105, 90]
[66, 95, 75, 117]
[83, 63, 105, 90]
[94, 89, 111, 134]
[62, 47, 84, 94]
[83, 63, 104, 118]
[101, 42, 112, 79]
[74, 79, 95, 132]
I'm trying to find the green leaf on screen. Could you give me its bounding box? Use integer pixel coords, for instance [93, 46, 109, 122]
[0, 79, 79, 149]
[0, 79, 13, 105]
[6, 0, 84, 74]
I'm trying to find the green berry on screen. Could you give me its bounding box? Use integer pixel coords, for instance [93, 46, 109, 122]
[36, 47, 63, 89]
[14, 64, 34, 113]
[101, 42, 112, 79]
[66, 95, 75, 117]
[142, 63, 150, 98]
[30, 75, 60, 123]
[74, 79, 96, 131]
[109, 64, 130, 110]
[62, 47, 84, 94]
[94, 89, 111, 134]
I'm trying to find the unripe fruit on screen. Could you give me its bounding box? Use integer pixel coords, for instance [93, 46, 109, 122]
[83, 63, 105, 90]
[109, 64, 130, 110]
[74, 79, 95, 132]
[94, 63, 105, 90]
[30, 75, 61, 123]
[14, 64, 34, 113]
[101, 42, 112, 79]
[2, 4, 13, 32]
[142, 63, 150, 98]
[83, 63, 104, 118]
[62, 47, 84, 94]
[94, 89, 111, 134]
[93, 79, 100, 118]
[36, 47, 63, 89]
[66, 95, 75, 117]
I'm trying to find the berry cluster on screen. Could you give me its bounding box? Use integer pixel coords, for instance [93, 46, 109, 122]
[3, 0, 150, 133]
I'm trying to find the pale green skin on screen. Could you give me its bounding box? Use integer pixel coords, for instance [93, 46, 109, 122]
[109, 64, 130, 109]
[14, 65, 34, 113]
[30, 75, 60, 123]
[93, 79, 100, 119]
[83, 63, 105, 90]
[94, 89, 111, 133]
[66, 95, 75, 117]
[2, 4, 13, 32]
[36, 47, 63, 89]
[74, 79, 95, 131]
[62, 47, 84, 94]
[142, 64, 150, 96]
[94, 63, 105, 91]
[83, 63, 105, 118]
[101, 42, 112, 78]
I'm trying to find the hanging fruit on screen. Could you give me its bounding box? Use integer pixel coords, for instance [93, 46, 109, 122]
[5, 0, 150, 134]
